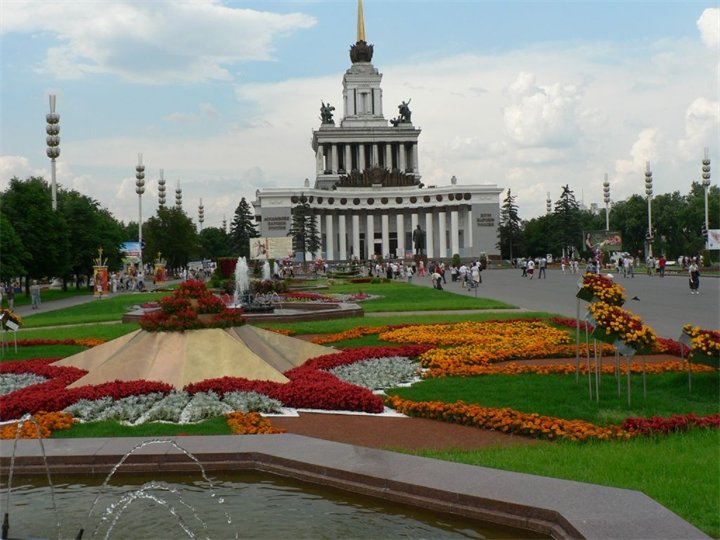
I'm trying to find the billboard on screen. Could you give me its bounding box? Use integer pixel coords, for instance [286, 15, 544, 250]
[121, 242, 141, 258]
[584, 231, 623, 252]
[708, 229, 720, 250]
[251, 237, 294, 260]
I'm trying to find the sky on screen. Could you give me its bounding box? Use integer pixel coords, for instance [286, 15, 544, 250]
[1, 0, 718, 231]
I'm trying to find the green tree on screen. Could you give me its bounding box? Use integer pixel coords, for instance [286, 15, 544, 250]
[287, 198, 321, 266]
[229, 197, 259, 258]
[0, 213, 29, 281]
[496, 189, 523, 261]
[552, 185, 582, 257]
[609, 194, 648, 258]
[521, 214, 556, 258]
[143, 207, 199, 270]
[198, 226, 232, 261]
[0, 177, 69, 292]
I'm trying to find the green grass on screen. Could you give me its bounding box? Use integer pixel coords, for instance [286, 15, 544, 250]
[8, 287, 94, 307]
[411, 429, 720, 538]
[326, 281, 515, 311]
[16, 323, 140, 341]
[1, 345, 88, 361]
[20, 292, 166, 328]
[388, 372, 720, 424]
[52, 417, 232, 437]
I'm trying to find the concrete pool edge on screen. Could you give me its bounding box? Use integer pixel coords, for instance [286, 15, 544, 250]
[0, 434, 710, 540]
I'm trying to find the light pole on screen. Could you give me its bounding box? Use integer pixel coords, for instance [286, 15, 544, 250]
[603, 173, 610, 231]
[46, 95, 60, 211]
[644, 161, 653, 259]
[546, 192, 552, 214]
[175, 183, 183, 209]
[158, 169, 166, 208]
[135, 154, 145, 272]
[702, 147, 711, 247]
[198, 198, 205, 230]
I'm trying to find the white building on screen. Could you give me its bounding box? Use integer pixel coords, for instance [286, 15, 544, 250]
[254, 1, 502, 262]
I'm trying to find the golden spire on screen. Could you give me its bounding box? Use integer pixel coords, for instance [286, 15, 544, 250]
[357, 0, 366, 42]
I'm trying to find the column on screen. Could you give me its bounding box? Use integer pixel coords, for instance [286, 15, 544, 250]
[467, 207, 473, 255]
[450, 209, 460, 256]
[325, 213, 334, 260]
[359, 144, 366, 171]
[425, 211, 434, 258]
[438, 210, 447, 259]
[381, 213, 390, 258]
[412, 143, 419, 173]
[365, 213, 375, 259]
[316, 147, 324, 175]
[316, 214, 322, 259]
[398, 143, 406, 171]
[372, 144, 379, 166]
[396, 213, 405, 257]
[338, 213, 347, 260]
[386, 143, 393, 169]
[345, 145, 352, 172]
[331, 144, 338, 174]
[352, 213, 360, 259]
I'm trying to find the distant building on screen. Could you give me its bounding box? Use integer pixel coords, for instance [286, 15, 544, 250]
[254, 1, 502, 261]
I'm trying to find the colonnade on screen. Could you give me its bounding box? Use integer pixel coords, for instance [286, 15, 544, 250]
[315, 206, 472, 261]
[316, 141, 419, 174]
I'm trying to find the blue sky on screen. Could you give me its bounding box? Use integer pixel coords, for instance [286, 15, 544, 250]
[1, 0, 717, 229]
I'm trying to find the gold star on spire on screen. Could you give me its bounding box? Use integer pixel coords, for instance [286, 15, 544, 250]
[357, 0, 366, 42]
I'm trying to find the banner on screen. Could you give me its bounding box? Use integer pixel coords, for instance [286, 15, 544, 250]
[251, 237, 294, 260]
[583, 231, 623, 252]
[708, 229, 720, 250]
[121, 241, 141, 257]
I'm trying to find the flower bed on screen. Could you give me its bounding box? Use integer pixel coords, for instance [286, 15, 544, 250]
[682, 325, 720, 368]
[588, 302, 656, 352]
[226, 411, 285, 434]
[577, 273, 626, 305]
[0, 411, 74, 439]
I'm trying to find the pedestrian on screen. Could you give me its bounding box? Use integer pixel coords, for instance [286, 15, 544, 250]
[658, 255, 666, 278]
[646, 256, 655, 276]
[431, 270, 443, 290]
[521, 258, 527, 277]
[688, 258, 700, 294]
[5, 283, 15, 310]
[538, 257, 547, 279]
[30, 280, 41, 310]
[526, 259, 535, 279]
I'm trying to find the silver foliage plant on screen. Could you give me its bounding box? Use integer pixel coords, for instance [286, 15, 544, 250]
[329, 356, 420, 390]
[0, 373, 47, 397]
[62, 390, 283, 425]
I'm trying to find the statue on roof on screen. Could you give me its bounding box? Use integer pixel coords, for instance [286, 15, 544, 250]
[320, 101, 335, 124]
[398, 99, 412, 122]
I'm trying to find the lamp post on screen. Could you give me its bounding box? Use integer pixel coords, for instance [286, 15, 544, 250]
[702, 147, 711, 248]
[644, 161, 653, 259]
[603, 173, 610, 231]
[175, 183, 183, 209]
[198, 198, 205, 230]
[46, 95, 60, 211]
[546, 192, 552, 214]
[135, 154, 146, 272]
[158, 169, 166, 208]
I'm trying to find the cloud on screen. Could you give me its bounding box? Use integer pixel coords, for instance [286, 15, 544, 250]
[677, 97, 720, 158]
[697, 8, 720, 49]
[2, 0, 316, 83]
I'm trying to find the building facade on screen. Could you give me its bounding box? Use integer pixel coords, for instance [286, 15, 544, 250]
[254, 2, 502, 262]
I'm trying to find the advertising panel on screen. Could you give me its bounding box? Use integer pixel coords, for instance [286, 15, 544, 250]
[584, 231, 623, 252]
[251, 237, 294, 260]
[708, 229, 720, 250]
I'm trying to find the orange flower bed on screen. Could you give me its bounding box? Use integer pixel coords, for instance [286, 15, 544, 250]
[588, 302, 657, 351]
[386, 396, 632, 442]
[226, 411, 286, 435]
[0, 411, 74, 439]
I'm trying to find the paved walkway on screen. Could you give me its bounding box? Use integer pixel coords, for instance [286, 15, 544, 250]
[404, 267, 719, 339]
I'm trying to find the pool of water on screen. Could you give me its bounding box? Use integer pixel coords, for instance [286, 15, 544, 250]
[3, 471, 549, 539]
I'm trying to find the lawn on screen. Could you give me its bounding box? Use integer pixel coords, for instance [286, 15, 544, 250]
[3, 279, 718, 536]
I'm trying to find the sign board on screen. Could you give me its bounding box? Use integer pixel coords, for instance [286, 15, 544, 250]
[251, 237, 293, 260]
[708, 229, 720, 250]
[5, 320, 19, 332]
[584, 231, 623, 252]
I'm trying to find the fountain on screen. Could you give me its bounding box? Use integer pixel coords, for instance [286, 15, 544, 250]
[232, 256, 249, 307]
[229, 256, 274, 314]
[262, 261, 271, 281]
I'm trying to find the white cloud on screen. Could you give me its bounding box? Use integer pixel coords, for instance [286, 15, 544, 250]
[697, 8, 720, 49]
[677, 97, 720, 159]
[2, 0, 316, 83]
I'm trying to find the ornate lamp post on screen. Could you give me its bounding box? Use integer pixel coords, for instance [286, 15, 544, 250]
[175, 183, 183, 209]
[603, 173, 610, 231]
[702, 147, 711, 247]
[135, 154, 146, 271]
[46, 95, 60, 211]
[222, 214, 227, 233]
[644, 161, 653, 259]
[158, 169, 166, 208]
[198, 198, 205, 230]
[546, 192, 552, 214]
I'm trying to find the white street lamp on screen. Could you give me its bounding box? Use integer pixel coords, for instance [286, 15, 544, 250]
[135, 154, 146, 271]
[603, 173, 610, 232]
[702, 147, 711, 247]
[644, 162, 653, 259]
[46, 95, 60, 211]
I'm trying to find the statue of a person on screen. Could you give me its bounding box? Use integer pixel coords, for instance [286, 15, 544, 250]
[320, 101, 335, 124]
[398, 99, 412, 122]
[412, 224, 425, 254]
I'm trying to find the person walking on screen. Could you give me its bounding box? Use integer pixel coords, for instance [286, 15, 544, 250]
[658, 255, 666, 278]
[526, 259, 535, 279]
[688, 258, 700, 294]
[538, 257, 547, 279]
[30, 280, 41, 310]
[5, 283, 15, 310]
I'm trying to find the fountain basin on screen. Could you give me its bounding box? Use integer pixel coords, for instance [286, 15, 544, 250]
[2, 434, 708, 540]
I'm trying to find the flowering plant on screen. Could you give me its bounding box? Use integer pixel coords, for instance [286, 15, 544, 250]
[196, 294, 225, 314]
[588, 302, 656, 352]
[174, 280, 211, 299]
[682, 324, 720, 367]
[578, 273, 625, 305]
[0, 308, 22, 329]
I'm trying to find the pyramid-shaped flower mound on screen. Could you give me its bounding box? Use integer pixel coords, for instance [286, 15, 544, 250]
[140, 280, 245, 332]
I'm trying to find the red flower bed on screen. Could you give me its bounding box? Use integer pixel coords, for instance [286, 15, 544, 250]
[8, 338, 106, 348]
[622, 413, 720, 435]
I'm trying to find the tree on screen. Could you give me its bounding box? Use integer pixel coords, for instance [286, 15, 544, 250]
[0, 213, 29, 281]
[229, 197, 259, 258]
[521, 214, 556, 258]
[496, 189, 523, 260]
[552, 185, 582, 257]
[0, 177, 69, 291]
[198, 226, 232, 261]
[287, 198, 321, 266]
[610, 194, 651, 258]
[143, 207, 199, 270]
